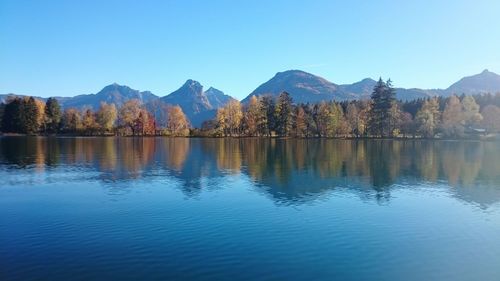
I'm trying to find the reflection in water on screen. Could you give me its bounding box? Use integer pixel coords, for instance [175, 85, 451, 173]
[1, 137, 499, 207]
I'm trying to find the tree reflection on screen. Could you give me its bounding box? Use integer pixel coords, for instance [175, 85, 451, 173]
[1, 137, 499, 207]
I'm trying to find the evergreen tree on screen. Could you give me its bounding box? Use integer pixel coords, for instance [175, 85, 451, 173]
[0, 103, 4, 132]
[369, 78, 396, 137]
[2, 98, 22, 133]
[45, 97, 62, 133]
[275, 92, 293, 136]
[21, 97, 40, 134]
[260, 96, 275, 136]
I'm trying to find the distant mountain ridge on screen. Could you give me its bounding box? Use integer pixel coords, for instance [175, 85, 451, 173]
[2, 69, 500, 127]
[243, 69, 500, 103]
[62, 83, 159, 109]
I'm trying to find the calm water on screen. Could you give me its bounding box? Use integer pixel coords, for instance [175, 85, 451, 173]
[1, 137, 500, 281]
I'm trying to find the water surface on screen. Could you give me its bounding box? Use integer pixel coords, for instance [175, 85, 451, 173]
[1, 137, 499, 280]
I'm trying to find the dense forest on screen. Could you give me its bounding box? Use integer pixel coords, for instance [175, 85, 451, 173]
[1, 79, 500, 138]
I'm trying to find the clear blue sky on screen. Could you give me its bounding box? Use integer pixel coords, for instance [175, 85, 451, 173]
[1, 0, 499, 99]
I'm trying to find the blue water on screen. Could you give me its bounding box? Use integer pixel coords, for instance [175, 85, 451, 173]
[1, 137, 499, 280]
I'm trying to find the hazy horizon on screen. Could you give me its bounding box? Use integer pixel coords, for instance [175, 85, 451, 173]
[1, 0, 500, 99]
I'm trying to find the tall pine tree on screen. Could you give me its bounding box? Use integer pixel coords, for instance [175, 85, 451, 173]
[275, 92, 293, 136]
[369, 78, 396, 137]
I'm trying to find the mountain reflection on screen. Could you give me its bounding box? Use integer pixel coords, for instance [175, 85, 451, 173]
[1, 137, 499, 207]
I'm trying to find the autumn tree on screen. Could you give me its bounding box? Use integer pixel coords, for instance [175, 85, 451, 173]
[96, 102, 117, 134]
[461, 95, 482, 127]
[388, 102, 403, 136]
[480, 105, 500, 133]
[218, 99, 243, 136]
[328, 102, 344, 137]
[167, 105, 190, 136]
[399, 112, 415, 138]
[315, 102, 330, 137]
[346, 102, 359, 136]
[34, 98, 46, 131]
[415, 98, 440, 138]
[134, 109, 156, 135]
[82, 108, 98, 135]
[45, 97, 62, 133]
[11, 97, 40, 135]
[119, 99, 142, 135]
[243, 96, 261, 136]
[294, 105, 307, 137]
[62, 108, 82, 133]
[356, 100, 371, 137]
[441, 95, 464, 138]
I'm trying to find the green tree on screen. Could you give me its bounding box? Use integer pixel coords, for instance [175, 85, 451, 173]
[21, 97, 40, 134]
[0, 103, 4, 131]
[1, 98, 22, 133]
[260, 96, 275, 136]
[275, 92, 293, 136]
[44, 97, 62, 133]
[369, 78, 396, 137]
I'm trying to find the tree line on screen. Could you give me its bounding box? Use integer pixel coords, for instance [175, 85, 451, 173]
[1, 78, 500, 138]
[204, 79, 500, 138]
[0, 97, 190, 136]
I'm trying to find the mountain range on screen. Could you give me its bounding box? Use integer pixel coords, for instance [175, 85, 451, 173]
[243, 69, 500, 103]
[2, 69, 500, 127]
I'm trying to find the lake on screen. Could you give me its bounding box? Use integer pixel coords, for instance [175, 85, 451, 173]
[1, 137, 499, 281]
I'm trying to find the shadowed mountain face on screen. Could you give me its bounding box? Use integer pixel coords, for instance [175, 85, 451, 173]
[205, 87, 235, 108]
[161, 80, 235, 127]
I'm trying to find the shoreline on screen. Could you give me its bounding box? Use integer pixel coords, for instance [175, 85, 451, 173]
[1, 133, 498, 141]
